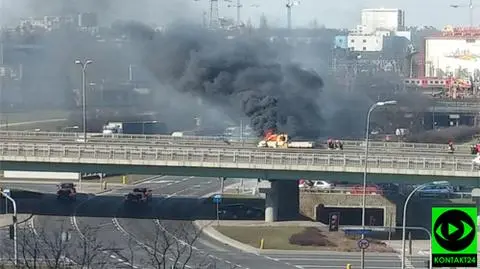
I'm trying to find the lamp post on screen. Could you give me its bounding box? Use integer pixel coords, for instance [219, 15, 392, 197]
[401, 181, 449, 269]
[450, 0, 474, 27]
[1, 192, 17, 265]
[74, 59, 93, 143]
[361, 100, 397, 269]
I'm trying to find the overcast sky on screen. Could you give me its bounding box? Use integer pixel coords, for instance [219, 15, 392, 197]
[3, 0, 477, 29]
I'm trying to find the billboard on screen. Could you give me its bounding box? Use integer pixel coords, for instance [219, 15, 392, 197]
[425, 38, 480, 78]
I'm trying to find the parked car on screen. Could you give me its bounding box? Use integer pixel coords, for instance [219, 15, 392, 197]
[299, 180, 334, 190]
[418, 185, 454, 198]
[218, 204, 264, 220]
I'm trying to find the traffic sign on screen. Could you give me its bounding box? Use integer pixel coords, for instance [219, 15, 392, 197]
[431, 207, 477, 268]
[357, 238, 369, 250]
[212, 194, 222, 204]
[2, 189, 10, 196]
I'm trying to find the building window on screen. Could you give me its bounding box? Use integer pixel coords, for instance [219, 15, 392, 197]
[350, 39, 355, 43]
[363, 39, 367, 43]
[362, 47, 367, 51]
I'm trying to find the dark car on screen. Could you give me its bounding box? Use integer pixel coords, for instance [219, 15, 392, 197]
[218, 204, 264, 220]
[56, 183, 77, 201]
[124, 188, 152, 205]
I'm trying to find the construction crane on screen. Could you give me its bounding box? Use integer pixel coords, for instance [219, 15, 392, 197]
[286, 0, 300, 30]
[450, 0, 475, 27]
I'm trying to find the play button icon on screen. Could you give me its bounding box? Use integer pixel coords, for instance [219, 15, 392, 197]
[448, 223, 458, 236]
[433, 209, 476, 252]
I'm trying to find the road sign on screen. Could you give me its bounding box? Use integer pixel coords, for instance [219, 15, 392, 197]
[357, 238, 369, 250]
[212, 194, 222, 204]
[431, 207, 477, 268]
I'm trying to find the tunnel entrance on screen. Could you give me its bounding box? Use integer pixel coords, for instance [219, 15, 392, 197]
[316, 205, 385, 226]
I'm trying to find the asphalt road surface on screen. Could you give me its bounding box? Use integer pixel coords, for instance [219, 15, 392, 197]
[1, 176, 431, 269]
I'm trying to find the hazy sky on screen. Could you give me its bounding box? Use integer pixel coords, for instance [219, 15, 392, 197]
[3, 0, 477, 29]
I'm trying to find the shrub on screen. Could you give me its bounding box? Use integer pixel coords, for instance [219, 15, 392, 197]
[289, 227, 336, 247]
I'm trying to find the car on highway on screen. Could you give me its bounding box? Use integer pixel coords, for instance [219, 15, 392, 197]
[56, 183, 77, 201]
[218, 204, 264, 220]
[417, 184, 454, 198]
[124, 188, 152, 205]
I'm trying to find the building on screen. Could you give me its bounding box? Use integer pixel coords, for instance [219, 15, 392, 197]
[424, 26, 480, 79]
[347, 30, 390, 52]
[361, 8, 405, 34]
[345, 8, 409, 52]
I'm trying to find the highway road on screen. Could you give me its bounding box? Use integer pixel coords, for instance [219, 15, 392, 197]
[0, 130, 472, 155]
[2, 177, 430, 269]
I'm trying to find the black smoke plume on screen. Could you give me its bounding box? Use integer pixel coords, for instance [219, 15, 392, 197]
[129, 25, 325, 137]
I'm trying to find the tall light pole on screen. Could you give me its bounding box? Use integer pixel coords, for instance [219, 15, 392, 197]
[450, 0, 474, 27]
[75, 60, 93, 143]
[361, 100, 397, 269]
[286, 1, 300, 31]
[401, 181, 449, 269]
[2, 191, 17, 265]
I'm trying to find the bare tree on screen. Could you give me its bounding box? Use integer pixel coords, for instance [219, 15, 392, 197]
[0, 221, 114, 269]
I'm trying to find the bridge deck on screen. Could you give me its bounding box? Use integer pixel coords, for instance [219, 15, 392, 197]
[0, 142, 478, 184]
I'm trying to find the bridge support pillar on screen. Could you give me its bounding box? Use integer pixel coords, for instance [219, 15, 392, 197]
[263, 180, 299, 222]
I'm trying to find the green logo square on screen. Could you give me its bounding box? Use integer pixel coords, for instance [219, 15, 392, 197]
[431, 207, 477, 267]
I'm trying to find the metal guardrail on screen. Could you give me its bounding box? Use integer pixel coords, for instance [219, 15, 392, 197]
[0, 137, 470, 156]
[0, 130, 466, 151]
[435, 101, 480, 108]
[0, 142, 476, 173]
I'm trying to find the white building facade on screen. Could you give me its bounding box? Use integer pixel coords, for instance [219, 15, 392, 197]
[347, 8, 407, 52]
[361, 8, 405, 33]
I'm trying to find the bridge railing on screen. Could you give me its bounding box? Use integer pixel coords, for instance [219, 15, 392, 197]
[0, 142, 476, 172]
[0, 130, 463, 151]
[434, 101, 480, 108]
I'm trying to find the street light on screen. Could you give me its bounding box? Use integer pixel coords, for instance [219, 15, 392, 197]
[1, 191, 17, 265]
[401, 181, 449, 269]
[75, 59, 93, 144]
[360, 100, 397, 269]
[450, 0, 474, 27]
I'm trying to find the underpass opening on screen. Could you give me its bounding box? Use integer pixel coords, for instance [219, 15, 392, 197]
[315, 204, 385, 226]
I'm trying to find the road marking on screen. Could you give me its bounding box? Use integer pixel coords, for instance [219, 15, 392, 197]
[151, 178, 246, 269]
[71, 175, 168, 268]
[0, 118, 66, 128]
[111, 176, 199, 269]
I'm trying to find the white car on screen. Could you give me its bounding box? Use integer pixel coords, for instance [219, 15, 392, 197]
[313, 180, 334, 190]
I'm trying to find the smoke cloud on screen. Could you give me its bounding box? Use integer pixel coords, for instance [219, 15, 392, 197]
[125, 24, 326, 137]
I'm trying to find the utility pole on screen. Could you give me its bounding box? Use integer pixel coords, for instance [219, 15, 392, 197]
[450, 0, 475, 27]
